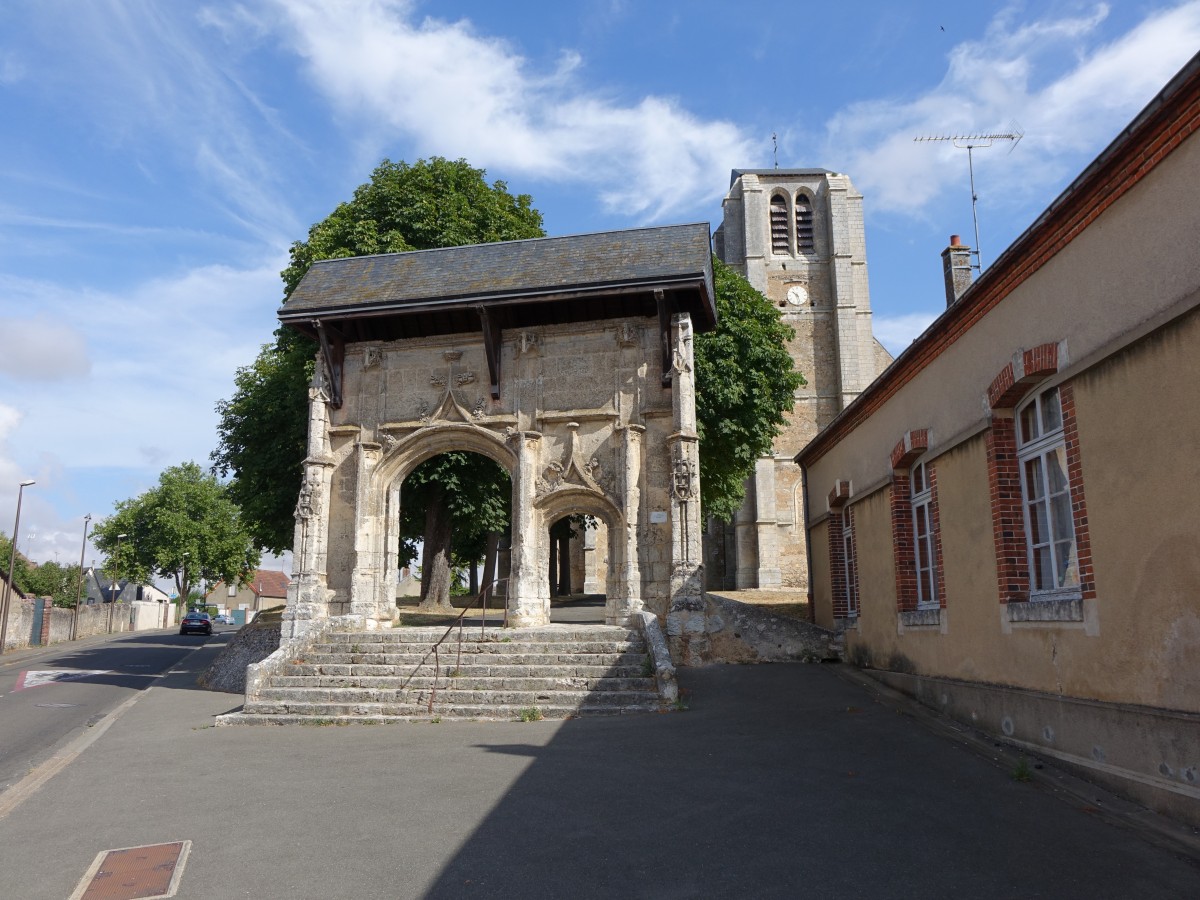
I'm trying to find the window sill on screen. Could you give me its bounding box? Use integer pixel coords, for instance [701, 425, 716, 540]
[900, 608, 941, 628]
[1007, 596, 1083, 623]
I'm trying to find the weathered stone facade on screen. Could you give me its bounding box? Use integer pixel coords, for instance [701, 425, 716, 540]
[710, 169, 892, 592]
[277, 225, 714, 659]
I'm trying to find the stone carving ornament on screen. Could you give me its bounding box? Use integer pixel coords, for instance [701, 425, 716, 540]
[363, 347, 383, 369]
[672, 456, 696, 501]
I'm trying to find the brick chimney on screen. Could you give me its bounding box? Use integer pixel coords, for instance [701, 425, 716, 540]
[941, 235, 973, 306]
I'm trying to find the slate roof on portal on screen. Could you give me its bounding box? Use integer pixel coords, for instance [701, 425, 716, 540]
[279, 223, 714, 318]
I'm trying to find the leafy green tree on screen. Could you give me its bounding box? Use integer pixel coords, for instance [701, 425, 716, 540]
[91, 462, 260, 607]
[213, 157, 544, 557]
[694, 257, 806, 524]
[397, 453, 511, 611]
[0, 534, 80, 607]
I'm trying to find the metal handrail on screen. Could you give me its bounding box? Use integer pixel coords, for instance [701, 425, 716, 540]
[396, 578, 509, 713]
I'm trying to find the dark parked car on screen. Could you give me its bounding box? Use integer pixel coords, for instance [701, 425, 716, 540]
[179, 612, 213, 636]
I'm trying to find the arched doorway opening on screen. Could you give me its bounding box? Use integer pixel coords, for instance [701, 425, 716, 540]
[546, 513, 610, 623]
[535, 489, 631, 626]
[394, 449, 512, 615]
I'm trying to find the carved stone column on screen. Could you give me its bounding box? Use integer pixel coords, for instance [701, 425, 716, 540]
[608, 423, 643, 625]
[665, 313, 706, 662]
[348, 440, 386, 628]
[582, 525, 602, 594]
[283, 369, 336, 640]
[507, 430, 548, 626]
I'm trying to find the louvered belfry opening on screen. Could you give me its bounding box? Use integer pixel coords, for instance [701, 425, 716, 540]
[795, 193, 815, 252]
[769, 193, 789, 254]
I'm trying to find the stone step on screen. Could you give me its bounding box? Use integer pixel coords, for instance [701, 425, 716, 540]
[219, 701, 661, 725]
[308, 640, 645, 657]
[324, 626, 640, 643]
[250, 686, 658, 709]
[264, 675, 656, 693]
[286, 652, 647, 671]
[277, 663, 650, 681]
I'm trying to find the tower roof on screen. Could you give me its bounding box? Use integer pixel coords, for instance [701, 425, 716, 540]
[729, 168, 838, 186]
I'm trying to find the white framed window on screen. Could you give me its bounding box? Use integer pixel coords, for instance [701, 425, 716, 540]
[794, 193, 814, 252]
[769, 193, 789, 254]
[911, 460, 937, 608]
[1017, 386, 1080, 596]
[227, 584, 237, 598]
[842, 510, 859, 617]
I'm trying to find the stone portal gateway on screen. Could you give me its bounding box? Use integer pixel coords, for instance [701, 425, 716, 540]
[277, 224, 715, 644]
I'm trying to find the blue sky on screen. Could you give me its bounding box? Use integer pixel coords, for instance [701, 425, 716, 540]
[1, 0, 1198, 571]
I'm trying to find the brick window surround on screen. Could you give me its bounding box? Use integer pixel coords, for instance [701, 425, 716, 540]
[985, 344, 1095, 606]
[890, 431, 947, 613]
[827, 481, 859, 618]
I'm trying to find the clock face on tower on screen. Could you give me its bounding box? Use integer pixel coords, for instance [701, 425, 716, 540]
[785, 284, 809, 306]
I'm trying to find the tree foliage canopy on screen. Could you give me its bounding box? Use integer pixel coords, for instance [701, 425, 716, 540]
[694, 257, 806, 523]
[213, 157, 545, 554]
[91, 462, 260, 604]
[396, 452, 512, 569]
[0, 533, 83, 608]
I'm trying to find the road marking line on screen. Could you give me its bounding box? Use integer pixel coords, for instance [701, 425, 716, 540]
[15, 669, 112, 691]
[0, 687, 150, 819]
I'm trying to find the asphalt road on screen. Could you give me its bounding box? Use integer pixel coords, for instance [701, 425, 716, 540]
[0, 644, 1197, 900]
[0, 626, 233, 794]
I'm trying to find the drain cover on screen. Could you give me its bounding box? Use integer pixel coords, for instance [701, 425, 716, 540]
[70, 840, 190, 900]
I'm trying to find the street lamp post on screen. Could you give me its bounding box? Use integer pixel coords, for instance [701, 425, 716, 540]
[107, 532, 127, 634]
[0, 479, 36, 656]
[71, 514, 92, 641]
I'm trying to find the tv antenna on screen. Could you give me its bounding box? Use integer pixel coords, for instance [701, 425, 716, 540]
[914, 123, 1022, 269]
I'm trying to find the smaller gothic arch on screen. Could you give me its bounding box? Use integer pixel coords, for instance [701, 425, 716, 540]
[534, 486, 632, 625]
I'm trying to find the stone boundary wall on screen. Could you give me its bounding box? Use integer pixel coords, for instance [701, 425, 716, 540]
[199, 617, 283, 693]
[693, 593, 840, 665]
[1, 597, 166, 652]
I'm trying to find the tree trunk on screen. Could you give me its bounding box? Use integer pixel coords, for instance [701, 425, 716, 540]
[468, 558, 479, 598]
[481, 531, 500, 596]
[418, 484, 454, 611]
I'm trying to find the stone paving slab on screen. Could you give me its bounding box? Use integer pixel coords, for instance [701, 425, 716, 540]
[1, 649, 1197, 899]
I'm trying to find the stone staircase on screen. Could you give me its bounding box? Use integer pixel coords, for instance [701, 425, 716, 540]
[218, 624, 665, 724]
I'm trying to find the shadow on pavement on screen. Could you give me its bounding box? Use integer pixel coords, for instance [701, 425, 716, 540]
[420, 664, 1200, 900]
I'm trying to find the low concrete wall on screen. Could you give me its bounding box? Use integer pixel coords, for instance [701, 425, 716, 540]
[868, 669, 1200, 828]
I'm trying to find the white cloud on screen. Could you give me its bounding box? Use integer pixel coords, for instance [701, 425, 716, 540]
[0, 51, 27, 85]
[825, 2, 1200, 216]
[873, 311, 941, 356]
[0, 317, 91, 380]
[270, 0, 755, 221]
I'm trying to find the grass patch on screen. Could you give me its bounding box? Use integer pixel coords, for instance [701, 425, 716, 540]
[1013, 757, 1033, 782]
[518, 706, 543, 722]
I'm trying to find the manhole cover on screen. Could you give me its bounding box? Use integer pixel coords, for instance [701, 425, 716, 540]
[70, 840, 190, 900]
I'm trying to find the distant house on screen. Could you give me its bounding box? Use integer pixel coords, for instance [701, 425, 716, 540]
[795, 52, 1200, 827]
[210, 569, 290, 613]
[80, 568, 169, 605]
